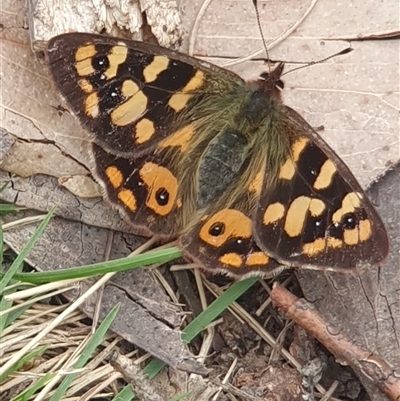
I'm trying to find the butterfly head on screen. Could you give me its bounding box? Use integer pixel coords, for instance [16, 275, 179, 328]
[258, 62, 285, 94]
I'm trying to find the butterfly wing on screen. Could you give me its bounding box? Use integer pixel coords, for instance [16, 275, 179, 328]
[92, 143, 185, 237]
[253, 106, 389, 270]
[46, 33, 244, 158]
[47, 33, 246, 237]
[181, 104, 389, 275]
[180, 184, 284, 278]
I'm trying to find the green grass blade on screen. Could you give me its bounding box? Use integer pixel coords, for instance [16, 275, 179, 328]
[0, 297, 13, 334]
[0, 181, 10, 194]
[10, 372, 57, 401]
[0, 211, 3, 266]
[144, 276, 258, 377]
[0, 207, 56, 295]
[182, 276, 258, 343]
[110, 384, 135, 401]
[142, 358, 165, 379]
[1, 297, 36, 333]
[0, 345, 48, 383]
[0, 203, 19, 215]
[0, 247, 182, 285]
[49, 303, 120, 401]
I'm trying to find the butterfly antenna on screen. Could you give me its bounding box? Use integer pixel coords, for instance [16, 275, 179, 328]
[282, 47, 353, 76]
[252, 0, 271, 73]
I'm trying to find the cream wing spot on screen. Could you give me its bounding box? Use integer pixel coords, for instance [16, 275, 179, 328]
[105, 166, 124, 189]
[332, 192, 361, 223]
[303, 238, 326, 256]
[246, 252, 270, 266]
[219, 253, 243, 268]
[327, 237, 343, 249]
[167, 70, 205, 112]
[344, 228, 359, 245]
[118, 189, 137, 212]
[79, 79, 94, 93]
[75, 44, 97, 61]
[292, 137, 309, 159]
[104, 44, 128, 79]
[199, 210, 252, 248]
[135, 118, 155, 144]
[140, 163, 178, 216]
[168, 93, 193, 112]
[279, 158, 295, 180]
[75, 58, 95, 76]
[263, 203, 285, 225]
[111, 89, 147, 126]
[284, 196, 311, 237]
[279, 138, 309, 181]
[143, 56, 169, 83]
[182, 70, 205, 91]
[85, 92, 99, 118]
[74, 44, 97, 76]
[359, 219, 372, 242]
[309, 199, 325, 217]
[121, 80, 140, 97]
[313, 159, 337, 190]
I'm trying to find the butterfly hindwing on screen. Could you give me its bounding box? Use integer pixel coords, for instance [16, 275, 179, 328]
[181, 182, 284, 278]
[92, 143, 185, 237]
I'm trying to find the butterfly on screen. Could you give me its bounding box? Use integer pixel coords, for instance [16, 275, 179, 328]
[46, 32, 389, 278]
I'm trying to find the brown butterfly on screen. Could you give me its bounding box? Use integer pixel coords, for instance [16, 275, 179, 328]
[46, 33, 389, 278]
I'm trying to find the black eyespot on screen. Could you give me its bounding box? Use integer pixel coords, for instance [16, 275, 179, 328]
[342, 213, 357, 230]
[156, 188, 169, 206]
[92, 55, 109, 72]
[209, 222, 225, 237]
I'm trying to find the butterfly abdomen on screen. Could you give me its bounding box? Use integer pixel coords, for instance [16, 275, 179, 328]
[197, 129, 248, 207]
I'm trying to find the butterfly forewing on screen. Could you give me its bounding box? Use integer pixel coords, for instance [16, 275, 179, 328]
[47, 33, 244, 158]
[254, 107, 389, 270]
